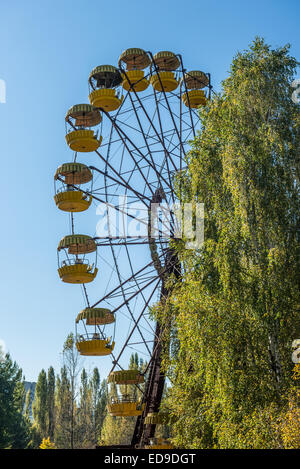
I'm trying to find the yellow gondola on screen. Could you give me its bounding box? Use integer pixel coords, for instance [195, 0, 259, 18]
[58, 262, 97, 284]
[65, 129, 101, 152]
[107, 400, 145, 417]
[122, 70, 149, 92]
[57, 235, 98, 284]
[89, 65, 123, 112]
[54, 190, 92, 212]
[75, 308, 115, 356]
[182, 89, 206, 108]
[107, 369, 144, 416]
[76, 307, 115, 325]
[150, 51, 180, 92]
[181, 70, 209, 108]
[183, 70, 209, 89]
[65, 104, 102, 152]
[119, 48, 150, 70]
[119, 48, 150, 92]
[108, 369, 144, 385]
[76, 337, 114, 356]
[54, 162, 93, 212]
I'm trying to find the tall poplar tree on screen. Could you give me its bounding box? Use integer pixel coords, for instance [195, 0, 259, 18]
[90, 368, 107, 445]
[77, 368, 93, 448]
[24, 389, 32, 420]
[54, 334, 81, 448]
[32, 369, 48, 440]
[54, 366, 73, 448]
[47, 366, 55, 440]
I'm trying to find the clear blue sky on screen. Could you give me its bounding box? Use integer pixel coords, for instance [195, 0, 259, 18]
[0, 0, 299, 382]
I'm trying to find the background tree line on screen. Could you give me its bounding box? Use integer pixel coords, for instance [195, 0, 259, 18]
[28, 333, 107, 448]
[0, 333, 108, 449]
[0, 334, 155, 449]
[30, 340, 148, 448]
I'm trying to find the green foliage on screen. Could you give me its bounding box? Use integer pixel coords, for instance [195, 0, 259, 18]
[100, 353, 146, 446]
[279, 364, 300, 448]
[54, 365, 77, 448]
[100, 415, 136, 446]
[77, 368, 93, 448]
[0, 336, 108, 449]
[76, 368, 107, 448]
[54, 335, 107, 448]
[0, 353, 30, 448]
[32, 369, 48, 439]
[30, 366, 56, 448]
[54, 333, 81, 448]
[47, 366, 55, 440]
[156, 38, 300, 448]
[24, 389, 31, 420]
[90, 368, 107, 444]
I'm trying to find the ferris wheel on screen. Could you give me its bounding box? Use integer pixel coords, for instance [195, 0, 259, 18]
[54, 48, 211, 449]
